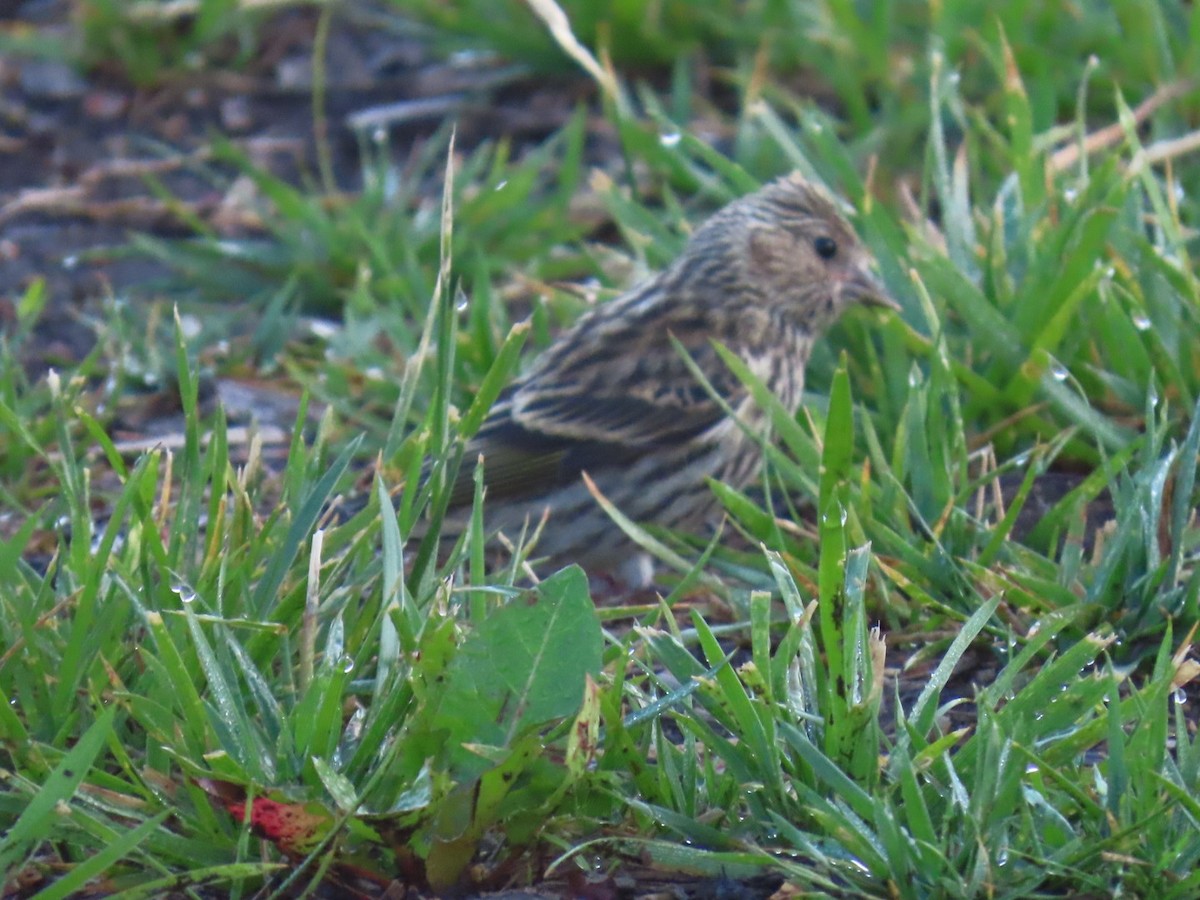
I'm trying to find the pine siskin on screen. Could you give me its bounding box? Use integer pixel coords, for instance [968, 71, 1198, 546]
[439, 173, 894, 578]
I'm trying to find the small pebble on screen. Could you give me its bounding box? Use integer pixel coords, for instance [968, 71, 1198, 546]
[83, 89, 129, 120]
[220, 95, 253, 132]
[276, 57, 312, 89]
[19, 59, 86, 100]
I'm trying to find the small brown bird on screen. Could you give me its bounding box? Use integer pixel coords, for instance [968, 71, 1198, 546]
[441, 173, 894, 578]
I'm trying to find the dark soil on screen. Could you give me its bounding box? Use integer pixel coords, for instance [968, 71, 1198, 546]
[1, 0, 583, 376]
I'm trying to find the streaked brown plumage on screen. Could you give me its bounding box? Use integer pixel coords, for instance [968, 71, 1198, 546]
[442, 173, 893, 575]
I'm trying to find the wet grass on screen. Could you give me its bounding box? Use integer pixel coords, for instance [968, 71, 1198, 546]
[3, 0, 1200, 896]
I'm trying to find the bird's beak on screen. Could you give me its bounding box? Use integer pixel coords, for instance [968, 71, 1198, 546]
[848, 265, 900, 312]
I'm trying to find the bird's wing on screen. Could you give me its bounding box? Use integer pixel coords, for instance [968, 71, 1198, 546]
[447, 334, 747, 506]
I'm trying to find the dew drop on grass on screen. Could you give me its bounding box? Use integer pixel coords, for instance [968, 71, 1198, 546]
[341, 656, 355, 674]
[1174, 687, 1188, 705]
[1063, 187, 1078, 203]
[846, 857, 871, 876]
[455, 287, 469, 313]
[308, 319, 338, 340]
[372, 126, 388, 146]
[494, 179, 508, 191]
[178, 313, 202, 339]
[1132, 312, 1152, 331]
[1049, 362, 1069, 382]
[449, 49, 488, 65]
[659, 131, 681, 148]
[172, 583, 197, 604]
[822, 505, 848, 527]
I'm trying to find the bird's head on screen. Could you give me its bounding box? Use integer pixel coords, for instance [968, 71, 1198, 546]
[690, 173, 897, 331]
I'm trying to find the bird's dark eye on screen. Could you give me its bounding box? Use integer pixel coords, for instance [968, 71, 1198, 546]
[813, 236, 838, 260]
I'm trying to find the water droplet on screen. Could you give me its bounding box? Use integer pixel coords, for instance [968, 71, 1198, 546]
[659, 132, 682, 148]
[62, 255, 78, 270]
[372, 126, 387, 146]
[1063, 187, 1078, 203]
[455, 288, 469, 313]
[449, 49, 486, 65]
[493, 179, 508, 191]
[1174, 687, 1188, 705]
[1049, 362, 1069, 382]
[172, 582, 197, 604]
[821, 505, 848, 527]
[341, 656, 355, 674]
[308, 319, 338, 339]
[177, 314, 202, 340]
[1132, 313, 1152, 331]
[948, 71, 961, 85]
